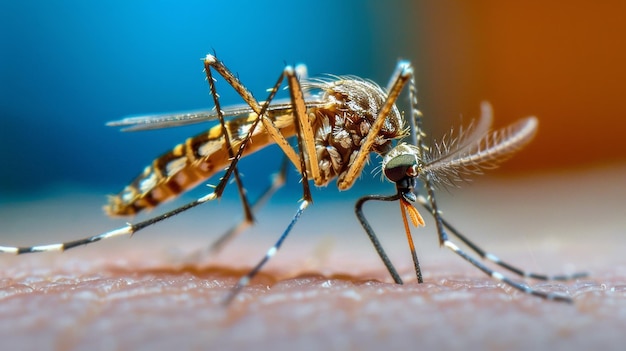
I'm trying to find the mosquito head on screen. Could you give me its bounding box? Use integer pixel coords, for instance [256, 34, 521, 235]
[382, 143, 422, 199]
[384, 153, 419, 180]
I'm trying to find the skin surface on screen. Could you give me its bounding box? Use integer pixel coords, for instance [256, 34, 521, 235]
[1, 166, 625, 351]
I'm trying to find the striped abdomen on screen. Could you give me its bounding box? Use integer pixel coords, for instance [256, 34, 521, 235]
[105, 112, 296, 216]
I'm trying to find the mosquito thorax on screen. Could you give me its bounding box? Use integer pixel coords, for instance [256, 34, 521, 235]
[302, 77, 406, 184]
[313, 78, 405, 148]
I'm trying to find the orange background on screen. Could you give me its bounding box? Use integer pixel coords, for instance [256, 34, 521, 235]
[404, 1, 626, 173]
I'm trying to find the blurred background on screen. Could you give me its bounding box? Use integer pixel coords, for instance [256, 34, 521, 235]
[1, 0, 625, 201]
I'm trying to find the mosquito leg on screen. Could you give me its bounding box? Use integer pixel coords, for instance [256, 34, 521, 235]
[354, 194, 404, 284]
[415, 194, 588, 281]
[404, 194, 578, 302]
[285, 65, 322, 189]
[407, 192, 576, 302]
[406, 63, 425, 150]
[205, 58, 253, 224]
[385, 60, 409, 94]
[205, 56, 302, 175]
[442, 240, 574, 303]
[223, 200, 311, 305]
[401, 62, 449, 248]
[0, 191, 219, 255]
[203, 55, 282, 199]
[207, 157, 289, 255]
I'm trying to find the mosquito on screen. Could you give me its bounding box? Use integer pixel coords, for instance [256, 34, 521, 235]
[1, 54, 586, 303]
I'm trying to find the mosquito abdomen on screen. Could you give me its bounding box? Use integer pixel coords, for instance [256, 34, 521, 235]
[105, 113, 296, 216]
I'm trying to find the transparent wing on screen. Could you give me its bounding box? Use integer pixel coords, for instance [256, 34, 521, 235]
[107, 99, 326, 132]
[422, 113, 538, 187]
[107, 108, 234, 131]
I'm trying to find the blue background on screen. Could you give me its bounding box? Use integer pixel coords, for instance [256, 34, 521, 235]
[1, 0, 418, 201]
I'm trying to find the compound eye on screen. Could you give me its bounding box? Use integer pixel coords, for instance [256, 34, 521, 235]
[383, 154, 418, 182]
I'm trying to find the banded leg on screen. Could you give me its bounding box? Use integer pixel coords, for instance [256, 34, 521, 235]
[206, 157, 289, 255]
[223, 200, 310, 304]
[203, 54, 286, 198]
[406, 196, 583, 302]
[415, 194, 588, 282]
[441, 239, 576, 302]
[0, 194, 217, 254]
[205, 58, 253, 224]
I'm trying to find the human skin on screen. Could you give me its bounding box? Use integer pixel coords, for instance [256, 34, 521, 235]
[0, 166, 624, 351]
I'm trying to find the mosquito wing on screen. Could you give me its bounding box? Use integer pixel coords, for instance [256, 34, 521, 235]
[422, 111, 538, 187]
[107, 99, 326, 132]
[107, 108, 236, 131]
